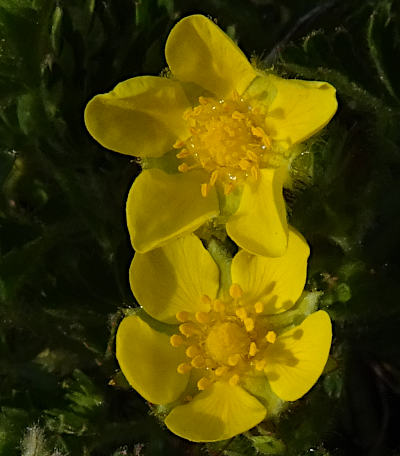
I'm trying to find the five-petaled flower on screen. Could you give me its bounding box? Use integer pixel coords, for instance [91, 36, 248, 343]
[116, 230, 332, 441]
[85, 15, 338, 257]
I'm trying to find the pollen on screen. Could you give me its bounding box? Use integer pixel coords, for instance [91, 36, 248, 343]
[249, 342, 258, 357]
[244, 317, 255, 332]
[266, 331, 277, 344]
[254, 301, 264, 313]
[174, 92, 281, 195]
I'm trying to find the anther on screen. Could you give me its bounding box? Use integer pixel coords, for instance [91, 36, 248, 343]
[201, 183, 210, 197]
[244, 317, 255, 332]
[235, 307, 247, 321]
[191, 355, 205, 368]
[213, 299, 225, 313]
[232, 110, 245, 120]
[195, 311, 210, 324]
[201, 294, 211, 305]
[186, 345, 202, 358]
[255, 359, 266, 371]
[176, 311, 190, 322]
[173, 139, 185, 149]
[176, 149, 190, 158]
[197, 377, 212, 391]
[229, 374, 240, 386]
[266, 331, 276, 344]
[209, 170, 219, 187]
[215, 366, 228, 376]
[250, 165, 259, 180]
[239, 159, 251, 170]
[177, 363, 192, 374]
[254, 301, 264, 314]
[228, 354, 241, 366]
[170, 334, 185, 347]
[178, 163, 189, 173]
[224, 183, 234, 195]
[198, 96, 209, 105]
[249, 342, 258, 357]
[179, 322, 199, 337]
[229, 283, 243, 299]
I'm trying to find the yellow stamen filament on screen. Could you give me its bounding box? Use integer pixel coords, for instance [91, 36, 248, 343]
[229, 283, 243, 299]
[177, 363, 192, 374]
[249, 342, 258, 357]
[254, 301, 264, 314]
[228, 354, 241, 366]
[266, 331, 277, 344]
[186, 345, 201, 358]
[229, 374, 240, 386]
[255, 360, 266, 371]
[170, 334, 184, 347]
[244, 317, 255, 332]
[201, 183, 210, 197]
[197, 377, 212, 391]
[176, 311, 190, 322]
[191, 355, 205, 368]
[195, 311, 210, 324]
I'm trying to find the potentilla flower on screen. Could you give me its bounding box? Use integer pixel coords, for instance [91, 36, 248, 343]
[116, 230, 332, 441]
[84, 15, 338, 257]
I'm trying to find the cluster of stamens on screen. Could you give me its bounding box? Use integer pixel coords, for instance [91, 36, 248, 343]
[170, 283, 277, 394]
[174, 91, 282, 197]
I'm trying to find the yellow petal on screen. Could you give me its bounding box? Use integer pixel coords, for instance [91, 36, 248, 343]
[126, 169, 219, 253]
[231, 227, 309, 314]
[130, 235, 219, 324]
[249, 74, 337, 148]
[116, 315, 189, 404]
[226, 168, 288, 257]
[264, 310, 332, 401]
[165, 15, 256, 98]
[165, 381, 266, 442]
[84, 76, 190, 157]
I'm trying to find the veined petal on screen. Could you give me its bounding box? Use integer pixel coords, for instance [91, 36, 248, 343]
[253, 74, 337, 148]
[264, 311, 332, 401]
[231, 227, 310, 314]
[165, 381, 266, 442]
[84, 76, 191, 157]
[165, 15, 256, 98]
[116, 315, 189, 404]
[226, 168, 288, 257]
[130, 235, 219, 324]
[126, 169, 219, 253]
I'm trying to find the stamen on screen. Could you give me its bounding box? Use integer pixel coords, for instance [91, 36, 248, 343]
[244, 317, 255, 332]
[197, 377, 212, 391]
[223, 183, 234, 195]
[213, 299, 225, 313]
[176, 311, 190, 322]
[177, 363, 192, 374]
[229, 374, 240, 386]
[198, 96, 209, 105]
[173, 139, 185, 149]
[178, 163, 189, 173]
[186, 345, 202, 358]
[228, 354, 241, 366]
[232, 110, 245, 120]
[201, 183, 210, 197]
[176, 149, 190, 158]
[254, 301, 264, 314]
[170, 334, 185, 347]
[255, 359, 266, 371]
[195, 311, 210, 324]
[235, 307, 247, 321]
[201, 294, 212, 305]
[179, 322, 199, 337]
[249, 342, 258, 357]
[266, 331, 277, 344]
[229, 283, 243, 299]
[191, 355, 205, 368]
[209, 170, 219, 187]
[215, 366, 229, 377]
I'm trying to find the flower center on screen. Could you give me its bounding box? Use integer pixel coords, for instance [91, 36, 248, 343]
[170, 284, 277, 394]
[205, 322, 250, 364]
[174, 92, 281, 196]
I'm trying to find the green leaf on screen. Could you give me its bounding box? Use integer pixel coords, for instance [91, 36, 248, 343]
[247, 434, 285, 455]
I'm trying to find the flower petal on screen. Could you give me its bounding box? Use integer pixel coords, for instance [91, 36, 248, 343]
[165, 381, 266, 442]
[116, 315, 189, 404]
[165, 15, 256, 98]
[84, 76, 190, 157]
[226, 168, 288, 257]
[264, 310, 332, 401]
[130, 235, 219, 324]
[231, 227, 309, 314]
[126, 169, 219, 253]
[251, 74, 337, 148]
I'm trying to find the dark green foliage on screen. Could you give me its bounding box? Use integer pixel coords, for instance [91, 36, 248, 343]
[0, 0, 400, 455]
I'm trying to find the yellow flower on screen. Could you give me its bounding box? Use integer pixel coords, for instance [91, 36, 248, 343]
[85, 15, 337, 257]
[116, 230, 332, 442]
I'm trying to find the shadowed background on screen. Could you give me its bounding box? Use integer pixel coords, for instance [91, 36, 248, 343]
[1, 0, 400, 455]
